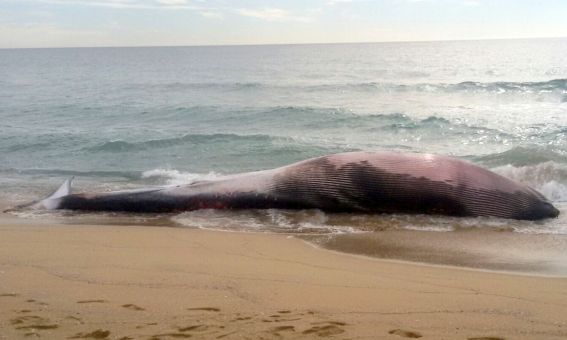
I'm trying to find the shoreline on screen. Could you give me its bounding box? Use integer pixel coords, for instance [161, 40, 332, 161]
[1, 218, 567, 339]
[4, 209, 567, 277]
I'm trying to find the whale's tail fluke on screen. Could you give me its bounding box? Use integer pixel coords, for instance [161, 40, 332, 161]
[40, 177, 73, 209]
[3, 177, 74, 213]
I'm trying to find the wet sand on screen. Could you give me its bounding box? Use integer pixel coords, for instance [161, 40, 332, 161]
[1, 217, 567, 339]
[307, 228, 567, 275]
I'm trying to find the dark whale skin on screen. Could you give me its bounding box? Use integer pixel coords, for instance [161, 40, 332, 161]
[53, 151, 559, 220]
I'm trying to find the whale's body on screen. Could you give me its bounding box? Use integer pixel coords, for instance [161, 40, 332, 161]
[24, 151, 559, 220]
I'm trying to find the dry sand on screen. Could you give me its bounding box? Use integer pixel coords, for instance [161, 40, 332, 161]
[1, 217, 567, 339]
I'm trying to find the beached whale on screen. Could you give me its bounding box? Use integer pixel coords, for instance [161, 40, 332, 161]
[15, 151, 559, 220]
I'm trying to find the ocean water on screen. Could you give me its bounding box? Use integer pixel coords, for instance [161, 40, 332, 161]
[1, 39, 567, 273]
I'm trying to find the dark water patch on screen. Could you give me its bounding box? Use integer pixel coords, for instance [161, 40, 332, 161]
[4, 141, 55, 153]
[78, 132, 347, 172]
[0, 133, 92, 154]
[216, 106, 359, 130]
[123, 81, 263, 92]
[0, 168, 141, 180]
[85, 134, 290, 153]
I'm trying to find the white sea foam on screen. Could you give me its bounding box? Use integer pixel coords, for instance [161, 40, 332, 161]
[172, 209, 358, 234]
[141, 169, 224, 185]
[390, 211, 567, 235]
[402, 224, 456, 232]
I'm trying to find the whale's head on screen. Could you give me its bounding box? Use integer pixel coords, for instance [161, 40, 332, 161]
[531, 200, 560, 220]
[512, 190, 560, 220]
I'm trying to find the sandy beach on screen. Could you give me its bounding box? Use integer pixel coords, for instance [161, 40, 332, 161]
[1, 216, 566, 340]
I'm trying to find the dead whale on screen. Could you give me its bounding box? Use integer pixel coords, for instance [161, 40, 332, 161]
[13, 151, 560, 220]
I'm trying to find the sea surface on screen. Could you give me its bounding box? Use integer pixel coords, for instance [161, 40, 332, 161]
[1, 39, 567, 274]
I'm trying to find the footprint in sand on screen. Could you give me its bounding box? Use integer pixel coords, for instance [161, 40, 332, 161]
[148, 333, 192, 339]
[65, 316, 84, 324]
[216, 330, 238, 339]
[269, 325, 295, 336]
[135, 322, 158, 329]
[18, 324, 59, 330]
[178, 324, 209, 332]
[11, 316, 43, 325]
[10, 315, 59, 331]
[77, 300, 107, 304]
[122, 303, 145, 311]
[24, 299, 48, 306]
[303, 322, 346, 337]
[313, 321, 346, 326]
[186, 307, 221, 312]
[269, 310, 304, 323]
[0, 293, 19, 297]
[231, 316, 252, 321]
[69, 329, 111, 339]
[389, 329, 423, 338]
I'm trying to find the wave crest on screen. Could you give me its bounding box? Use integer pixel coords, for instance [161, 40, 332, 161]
[475, 146, 567, 167]
[124, 78, 567, 100]
[141, 169, 223, 185]
[86, 133, 279, 153]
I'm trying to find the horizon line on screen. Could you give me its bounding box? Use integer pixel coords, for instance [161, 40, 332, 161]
[1, 35, 566, 51]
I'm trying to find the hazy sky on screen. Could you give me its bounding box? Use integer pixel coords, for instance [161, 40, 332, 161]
[1, 0, 566, 48]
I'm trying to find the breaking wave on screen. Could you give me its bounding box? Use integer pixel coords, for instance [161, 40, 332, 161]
[474, 146, 567, 167]
[85, 133, 279, 153]
[141, 169, 224, 186]
[492, 161, 567, 202]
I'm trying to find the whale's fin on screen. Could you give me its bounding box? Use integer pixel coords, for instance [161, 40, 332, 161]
[39, 177, 74, 209]
[4, 177, 74, 212]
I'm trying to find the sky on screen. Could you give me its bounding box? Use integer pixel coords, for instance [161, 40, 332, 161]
[1, 0, 566, 48]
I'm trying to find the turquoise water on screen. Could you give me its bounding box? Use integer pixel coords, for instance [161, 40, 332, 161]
[1, 38, 567, 238]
